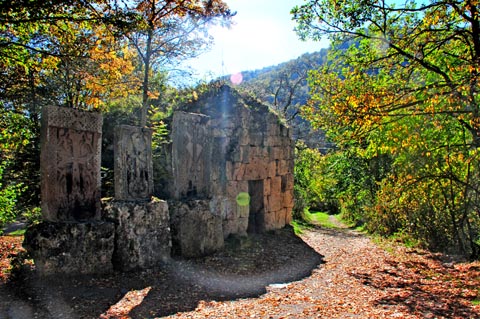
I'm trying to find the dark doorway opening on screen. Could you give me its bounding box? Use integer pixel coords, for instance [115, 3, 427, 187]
[248, 180, 265, 233]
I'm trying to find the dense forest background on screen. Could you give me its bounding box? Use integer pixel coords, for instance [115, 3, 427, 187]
[1, 0, 479, 259]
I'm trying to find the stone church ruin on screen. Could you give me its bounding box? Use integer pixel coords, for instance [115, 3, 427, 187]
[24, 85, 294, 275]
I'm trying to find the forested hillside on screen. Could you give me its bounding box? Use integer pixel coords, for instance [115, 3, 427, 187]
[234, 49, 332, 151]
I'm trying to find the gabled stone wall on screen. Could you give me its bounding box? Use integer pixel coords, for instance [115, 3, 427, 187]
[169, 85, 294, 249]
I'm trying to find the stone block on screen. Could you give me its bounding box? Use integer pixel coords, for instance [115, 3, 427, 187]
[267, 190, 283, 212]
[103, 198, 171, 271]
[40, 106, 102, 222]
[285, 173, 294, 191]
[264, 178, 271, 196]
[210, 196, 235, 219]
[263, 195, 270, 212]
[283, 188, 295, 209]
[170, 200, 224, 257]
[233, 162, 246, 180]
[267, 123, 280, 136]
[249, 133, 264, 146]
[276, 209, 287, 229]
[226, 180, 248, 199]
[270, 176, 282, 194]
[267, 161, 277, 177]
[171, 112, 212, 199]
[226, 161, 234, 180]
[285, 207, 293, 225]
[23, 221, 115, 275]
[114, 125, 153, 201]
[264, 211, 276, 231]
[269, 146, 284, 161]
[265, 135, 281, 147]
[243, 158, 268, 180]
[276, 160, 288, 176]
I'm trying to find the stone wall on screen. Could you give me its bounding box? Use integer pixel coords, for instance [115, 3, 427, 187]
[27, 107, 171, 276]
[24, 221, 115, 275]
[170, 85, 294, 245]
[27, 85, 295, 275]
[103, 198, 171, 271]
[169, 200, 223, 258]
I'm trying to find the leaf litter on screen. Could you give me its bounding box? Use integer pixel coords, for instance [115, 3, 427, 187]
[0, 225, 478, 318]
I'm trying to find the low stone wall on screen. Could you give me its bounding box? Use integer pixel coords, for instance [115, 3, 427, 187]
[103, 198, 171, 271]
[24, 221, 115, 275]
[24, 198, 171, 275]
[169, 200, 224, 258]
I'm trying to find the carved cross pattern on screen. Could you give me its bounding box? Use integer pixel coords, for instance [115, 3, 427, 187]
[54, 128, 97, 200]
[126, 131, 149, 196]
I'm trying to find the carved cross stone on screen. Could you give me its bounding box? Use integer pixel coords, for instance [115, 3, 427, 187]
[114, 125, 153, 201]
[40, 106, 103, 221]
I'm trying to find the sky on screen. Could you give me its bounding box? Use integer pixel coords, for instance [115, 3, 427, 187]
[182, 0, 329, 82]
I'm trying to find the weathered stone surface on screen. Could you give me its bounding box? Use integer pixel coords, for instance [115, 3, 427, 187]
[103, 198, 171, 271]
[166, 85, 295, 240]
[169, 200, 224, 257]
[23, 221, 115, 275]
[171, 112, 212, 199]
[114, 125, 153, 201]
[40, 106, 103, 222]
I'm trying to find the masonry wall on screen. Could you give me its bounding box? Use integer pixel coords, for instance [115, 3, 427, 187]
[171, 86, 294, 239]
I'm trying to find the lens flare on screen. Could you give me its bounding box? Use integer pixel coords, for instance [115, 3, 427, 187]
[236, 192, 250, 206]
[230, 72, 243, 85]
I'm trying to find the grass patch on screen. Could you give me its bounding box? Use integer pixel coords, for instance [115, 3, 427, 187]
[303, 210, 339, 229]
[7, 228, 26, 236]
[472, 299, 480, 306]
[370, 235, 398, 254]
[291, 220, 312, 235]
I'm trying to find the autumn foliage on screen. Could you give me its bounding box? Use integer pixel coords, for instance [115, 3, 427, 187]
[293, 0, 480, 257]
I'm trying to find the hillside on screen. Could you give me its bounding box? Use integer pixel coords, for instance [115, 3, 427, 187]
[232, 49, 332, 151]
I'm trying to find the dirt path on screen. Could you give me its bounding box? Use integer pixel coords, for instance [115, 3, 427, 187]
[165, 226, 480, 319]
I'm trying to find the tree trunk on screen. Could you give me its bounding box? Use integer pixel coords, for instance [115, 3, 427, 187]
[140, 28, 153, 127]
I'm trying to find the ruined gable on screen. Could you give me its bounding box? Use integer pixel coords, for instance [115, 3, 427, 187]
[169, 85, 294, 245]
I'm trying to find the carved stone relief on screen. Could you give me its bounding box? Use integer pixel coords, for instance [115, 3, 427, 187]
[40, 106, 102, 221]
[114, 125, 153, 201]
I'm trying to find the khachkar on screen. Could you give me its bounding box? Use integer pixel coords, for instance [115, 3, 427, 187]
[114, 125, 154, 200]
[40, 105, 103, 221]
[24, 106, 115, 275]
[102, 124, 171, 271]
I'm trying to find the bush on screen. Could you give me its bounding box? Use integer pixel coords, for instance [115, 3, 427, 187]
[0, 164, 24, 233]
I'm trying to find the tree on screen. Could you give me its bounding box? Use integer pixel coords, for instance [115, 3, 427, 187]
[0, 0, 139, 226]
[293, 0, 479, 145]
[293, 0, 480, 257]
[125, 0, 234, 126]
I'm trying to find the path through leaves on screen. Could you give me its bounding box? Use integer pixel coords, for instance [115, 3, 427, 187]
[165, 226, 480, 319]
[0, 225, 479, 318]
